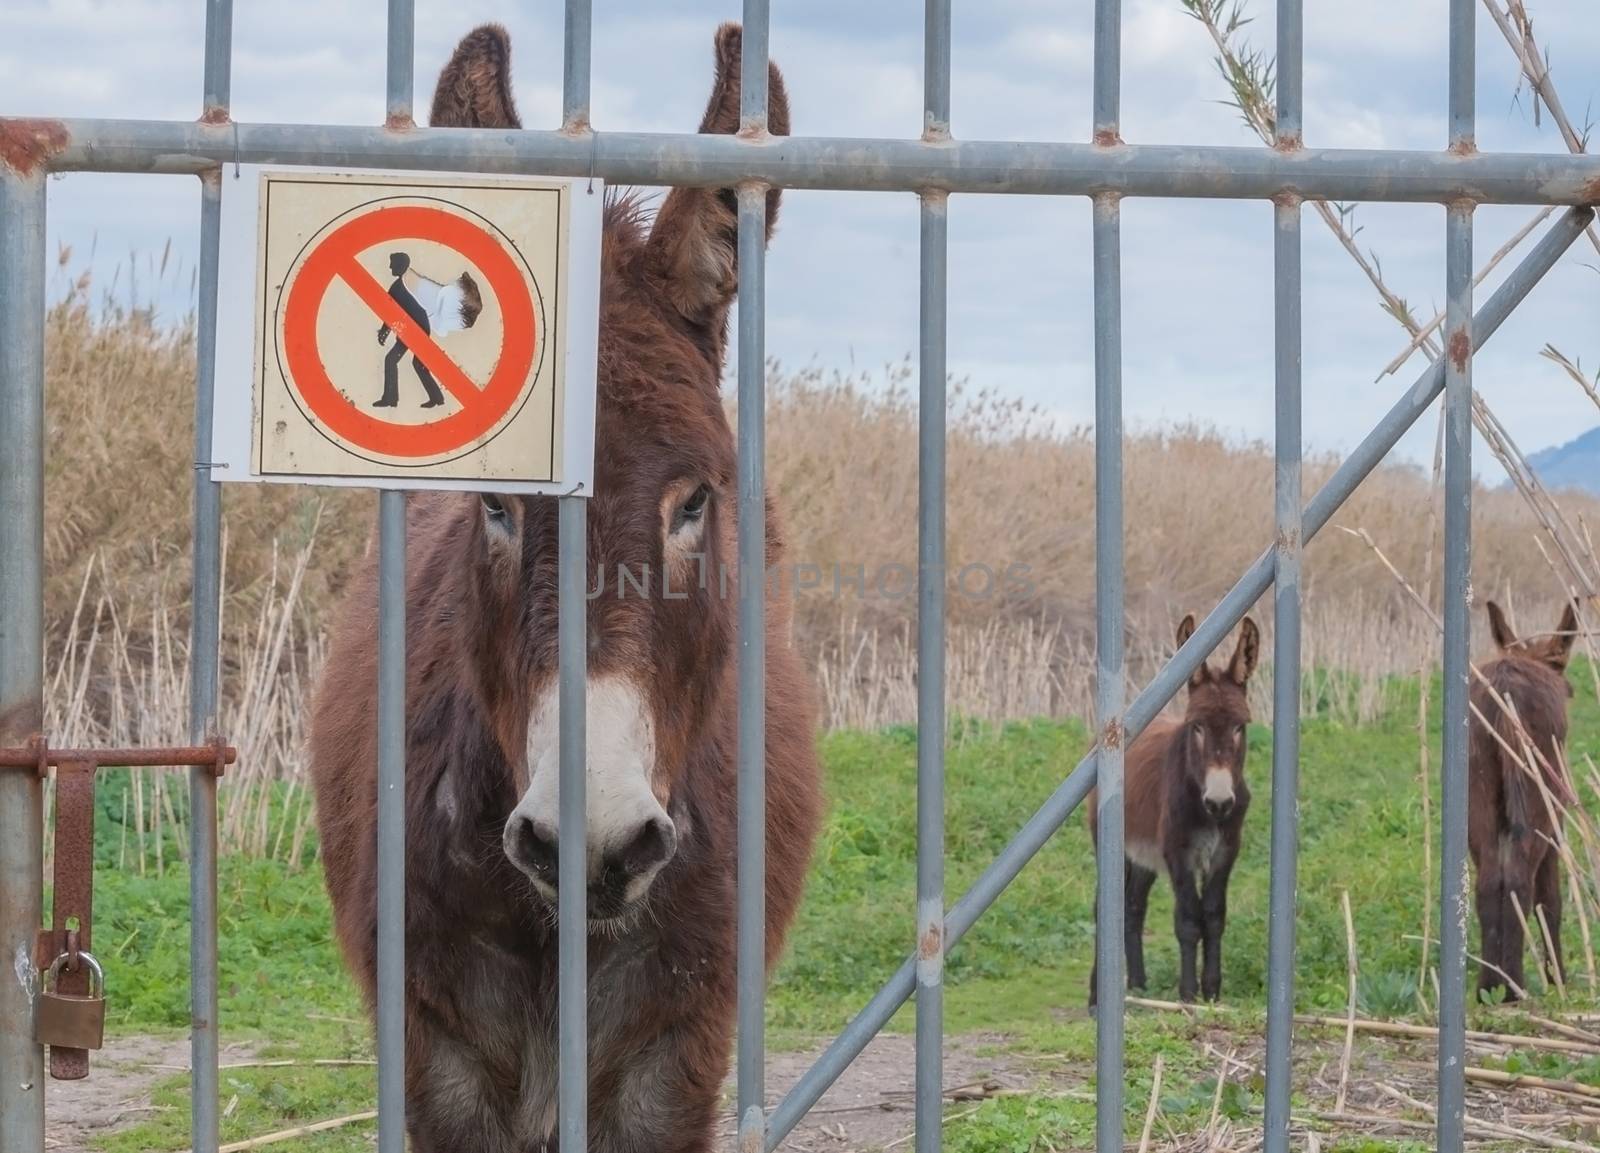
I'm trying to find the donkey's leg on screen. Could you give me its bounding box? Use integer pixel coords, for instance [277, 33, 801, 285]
[1534, 846, 1565, 989]
[1167, 856, 1203, 1003]
[1199, 855, 1237, 1003]
[1126, 862, 1158, 992]
[1500, 841, 1534, 1002]
[1473, 857, 1508, 1002]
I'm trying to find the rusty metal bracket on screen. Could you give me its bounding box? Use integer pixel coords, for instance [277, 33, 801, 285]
[0, 737, 236, 1080]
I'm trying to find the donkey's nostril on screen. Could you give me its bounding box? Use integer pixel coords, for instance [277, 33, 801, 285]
[506, 814, 560, 882]
[1205, 798, 1235, 821]
[609, 816, 678, 880]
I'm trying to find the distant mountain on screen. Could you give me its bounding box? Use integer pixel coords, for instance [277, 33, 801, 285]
[1522, 425, 1600, 496]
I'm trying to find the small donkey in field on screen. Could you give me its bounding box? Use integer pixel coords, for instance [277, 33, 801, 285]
[1088, 613, 1260, 1005]
[1470, 600, 1580, 1003]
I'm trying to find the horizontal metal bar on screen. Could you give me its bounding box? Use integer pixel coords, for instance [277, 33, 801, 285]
[764, 203, 1594, 1152]
[0, 741, 235, 769]
[11, 117, 1600, 203]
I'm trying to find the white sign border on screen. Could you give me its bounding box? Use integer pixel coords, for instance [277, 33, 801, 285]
[213, 164, 601, 496]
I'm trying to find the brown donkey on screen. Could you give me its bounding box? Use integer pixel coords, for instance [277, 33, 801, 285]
[307, 24, 822, 1153]
[1088, 614, 1260, 1005]
[1469, 600, 1579, 1003]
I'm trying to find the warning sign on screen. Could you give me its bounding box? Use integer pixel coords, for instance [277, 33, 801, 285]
[213, 168, 602, 493]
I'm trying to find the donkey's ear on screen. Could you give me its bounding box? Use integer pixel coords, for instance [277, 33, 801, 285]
[429, 24, 522, 129]
[1229, 616, 1261, 686]
[1550, 600, 1581, 668]
[1175, 613, 1197, 650]
[1486, 600, 1516, 651]
[644, 23, 789, 342]
[1175, 613, 1206, 689]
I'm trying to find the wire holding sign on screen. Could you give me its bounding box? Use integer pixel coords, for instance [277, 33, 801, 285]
[213, 168, 602, 494]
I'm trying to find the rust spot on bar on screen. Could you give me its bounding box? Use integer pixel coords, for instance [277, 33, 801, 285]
[1582, 176, 1600, 205]
[1448, 138, 1477, 157]
[1277, 527, 1301, 552]
[1448, 329, 1472, 373]
[0, 118, 69, 177]
[1102, 717, 1123, 750]
[919, 921, 944, 960]
[199, 106, 231, 126]
[1093, 128, 1123, 147]
[199, 166, 222, 191]
[1273, 132, 1303, 153]
[559, 116, 592, 138]
[385, 112, 416, 131]
[1272, 191, 1303, 209]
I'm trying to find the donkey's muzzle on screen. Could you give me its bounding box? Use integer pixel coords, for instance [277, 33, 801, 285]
[504, 812, 678, 917]
[1203, 796, 1235, 822]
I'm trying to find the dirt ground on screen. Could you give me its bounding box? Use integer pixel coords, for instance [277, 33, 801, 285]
[46, 1032, 1028, 1153]
[44, 1035, 257, 1153]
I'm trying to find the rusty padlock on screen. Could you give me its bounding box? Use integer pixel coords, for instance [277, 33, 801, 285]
[36, 951, 106, 1052]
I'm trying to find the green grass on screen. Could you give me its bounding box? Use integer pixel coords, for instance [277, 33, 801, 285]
[83, 661, 1600, 1150]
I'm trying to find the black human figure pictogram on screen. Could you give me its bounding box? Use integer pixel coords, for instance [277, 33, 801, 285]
[375, 251, 446, 409]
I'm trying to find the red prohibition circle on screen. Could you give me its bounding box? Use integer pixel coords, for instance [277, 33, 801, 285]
[280, 204, 537, 460]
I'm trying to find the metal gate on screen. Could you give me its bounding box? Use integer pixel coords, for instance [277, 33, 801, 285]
[2, 1, 1597, 1152]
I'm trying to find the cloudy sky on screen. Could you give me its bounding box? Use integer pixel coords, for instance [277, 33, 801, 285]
[6, 0, 1598, 477]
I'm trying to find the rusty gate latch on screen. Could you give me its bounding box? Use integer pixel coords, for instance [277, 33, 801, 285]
[0, 736, 235, 1080]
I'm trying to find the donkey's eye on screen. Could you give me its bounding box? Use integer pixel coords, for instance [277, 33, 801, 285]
[671, 485, 711, 533]
[481, 493, 509, 523]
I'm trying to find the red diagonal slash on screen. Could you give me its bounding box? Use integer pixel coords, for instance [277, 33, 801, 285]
[336, 258, 481, 405]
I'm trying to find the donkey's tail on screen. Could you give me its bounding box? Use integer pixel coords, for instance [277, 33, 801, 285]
[1491, 700, 1575, 836]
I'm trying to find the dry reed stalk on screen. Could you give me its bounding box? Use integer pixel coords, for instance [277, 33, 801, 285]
[1537, 905, 1568, 1000]
[1298, 1106, 1599, 1153]
[1509, 889, 1551, 997]
[1531, 535, 1600, 707]
[1378, 207, 1558, 378]
[1374, 1081, 1600, 1153]
[1138, 1053, 1164, 1153]
[204, 1110, 377, 1153]
[1466, 1064, 1600, 1101]
[1335, 890, 1358, 1113]
[1205, 1048, 1232, 1147]
[1293, 1013, 1600, 1056]
[1521, 1013, 1600, 1045]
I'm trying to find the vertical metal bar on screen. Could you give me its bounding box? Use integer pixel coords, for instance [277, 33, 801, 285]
[0, 166, 46, 1153]
[1262, 1, 1303, 1149]
[557, 495, 588, 1153]
[1092, 3, 1124, 1152]
[189, 169, 225, 1153]
[740, 0, 770, 133]
[557, 3, 591, 1148]
[190, 5, 233, 1150]
[385, 0, 414, 124]
[562, 0, 592, 131]
[376, 3, 413, 1146]
[915, 11, 951, 1153]
[736, 7, 771, 1149]
[736, 176, 769, 1153]
[1439, 3, 1475, 1148]
[375, 490, 406, 1153]
[201, 0, 233, 120]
